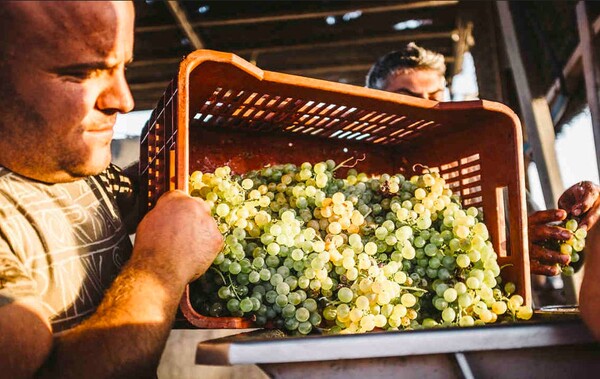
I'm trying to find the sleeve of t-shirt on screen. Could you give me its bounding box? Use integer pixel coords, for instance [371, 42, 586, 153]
[0, 237, 37, 307]
[97, 163, 140, 234]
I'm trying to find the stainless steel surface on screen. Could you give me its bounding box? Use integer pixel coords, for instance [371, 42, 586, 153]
[257, 355, 462, 379]
[195, 320, 596, 366]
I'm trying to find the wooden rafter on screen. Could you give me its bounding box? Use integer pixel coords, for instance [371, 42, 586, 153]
[576, 0, 600, 179]
[165, 1, 205, 49]
[545, 14, 600, 104]
[451, 18, 473, 76]
[497, 1, 563, 209]
[130, 30, 455, 69]
[137, 1, 458, 33]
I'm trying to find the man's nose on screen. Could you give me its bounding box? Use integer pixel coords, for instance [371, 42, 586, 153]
[96, 71, 135, 114]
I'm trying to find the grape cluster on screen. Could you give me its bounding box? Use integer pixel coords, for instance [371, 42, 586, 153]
[188, 160, 532, 335]
[553, 219, 587, 276]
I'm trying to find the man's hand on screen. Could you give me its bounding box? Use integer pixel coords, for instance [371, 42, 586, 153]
[558, 181, 600, 231]
[133, 190, 224, 285]
[528, 209, 572, 276]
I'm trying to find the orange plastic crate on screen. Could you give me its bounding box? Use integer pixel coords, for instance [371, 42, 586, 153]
[139, 50, 531, 329]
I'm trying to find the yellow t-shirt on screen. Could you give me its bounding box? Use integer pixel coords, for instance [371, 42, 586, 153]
[0, 164, 135, 333]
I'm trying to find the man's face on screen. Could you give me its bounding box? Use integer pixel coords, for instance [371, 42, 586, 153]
[0, 1, 134, 183]
[382, 69, 446, 101]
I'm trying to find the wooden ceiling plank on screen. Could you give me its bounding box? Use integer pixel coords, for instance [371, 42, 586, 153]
[137, 1, 458, 33]
[130, 30, 455, 68]
[165, 1, 205, 49]
[237, 30, 455, 55]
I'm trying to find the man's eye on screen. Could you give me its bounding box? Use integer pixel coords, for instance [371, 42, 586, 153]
[60, 69, 102, 81]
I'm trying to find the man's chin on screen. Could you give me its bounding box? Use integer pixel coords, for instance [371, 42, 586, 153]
[65, 154, 112, 178]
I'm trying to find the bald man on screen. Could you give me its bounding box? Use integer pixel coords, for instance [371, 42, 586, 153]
[0, 2, 222, 378]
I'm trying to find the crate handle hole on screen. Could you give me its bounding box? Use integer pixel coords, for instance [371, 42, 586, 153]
[495, 186, 511, 258]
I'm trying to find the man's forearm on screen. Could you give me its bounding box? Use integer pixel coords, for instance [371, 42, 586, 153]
[38, 258, 185, 379]
[580, 226, 600, 341]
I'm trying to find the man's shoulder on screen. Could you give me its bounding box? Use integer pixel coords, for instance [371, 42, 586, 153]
[0, 167, 29, 194]
[0, 166, 16, 181]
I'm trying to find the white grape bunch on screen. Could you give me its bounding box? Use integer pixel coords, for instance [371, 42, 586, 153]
[188, 160, 533, 335]
[546, 218, 587, 276]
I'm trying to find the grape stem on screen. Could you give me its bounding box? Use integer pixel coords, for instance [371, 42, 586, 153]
[210, 267, 240, 300]
[333, 154, 367, 171]
[210, 266, 228, 284]
[412, 163, 430, 173]
[398, 285, 428, 293]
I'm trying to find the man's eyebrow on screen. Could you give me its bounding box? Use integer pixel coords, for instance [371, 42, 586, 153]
[393, 87, 444, 97]
[53, 58, 132, 74]
[392, 88, 422, 97]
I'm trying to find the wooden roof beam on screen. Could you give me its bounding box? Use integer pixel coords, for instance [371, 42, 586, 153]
[576, 0, 600, 181]
[165, 1, 205, 49]
[451, 18, 473, 76]
[545, 13, 600, 104]
[497, 1, 564, 211]
[130, 30, 455, 68]
[237, 30, 455, 55]
[138, 1, 458, 33]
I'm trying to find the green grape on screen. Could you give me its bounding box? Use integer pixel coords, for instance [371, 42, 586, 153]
[295, 307, 310, 322]
[276, 282, 291, 295]
[441, 307, 456, 322]
[565, 219, 578, 232]
[217, 286, 231, 299]
[239, 298, 254, 313]
[265, 290, 277, 304]
[282, 304, 296, 318]
[285, 317, 300, 331]
[303, 298, 318, 313]
[562, 266, 575, 276]
[270, 273, 284, 286]
[443, 288, 458, 303]
[575, 229, 587, 240]
[338, 287, 353, 303]
[229, 262, 242, 275]
[226, 299, 240, 313]
[276, 294, 289, 307]
[458, 293, 473, 308]
[298, 321, 313, 335]
[433, 297, 448, 310]
[288, 292, 302, 306]
[456, 254, 470, 268]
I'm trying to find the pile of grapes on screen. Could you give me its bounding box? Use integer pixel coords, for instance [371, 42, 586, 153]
[189, 160, 533, 335]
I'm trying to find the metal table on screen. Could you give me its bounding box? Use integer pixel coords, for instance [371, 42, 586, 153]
[195, 318, 600, 378]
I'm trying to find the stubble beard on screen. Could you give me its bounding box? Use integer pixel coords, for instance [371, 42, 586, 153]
[0, 75, 110, 181]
